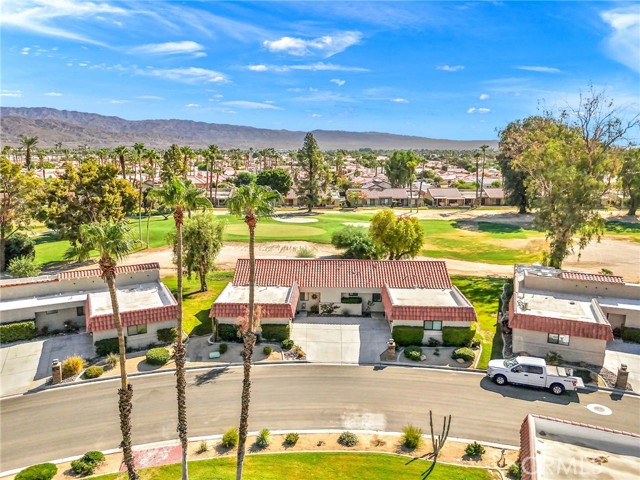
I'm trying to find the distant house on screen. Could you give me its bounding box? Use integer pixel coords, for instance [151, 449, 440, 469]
[482, 187, 504, 206]
[346, 188, 410, 207]
[424, 188, 465, 207]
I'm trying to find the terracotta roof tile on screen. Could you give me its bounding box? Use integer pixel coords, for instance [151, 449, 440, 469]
[87, 304, 178, 332]
[59, 263, 161, 280]
[381, 285, 476, 322]
[558, 271, 624, 284]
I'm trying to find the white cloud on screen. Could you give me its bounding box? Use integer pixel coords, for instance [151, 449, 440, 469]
[600, 5, 640, 73]
[0, 90, 22, 97]
[467, 107, 491, 114]
[21, 47, 30, 55]
[330, 78, 346, 86]
[221, 101, 282, 110]
[244, 62, 369, 73]
[141, 67, 229, 84]
[390, 98, 408, 103]
[311, 113, 322, 118]
[184, 103, 200, 108]
[294, 91, 354, 103]
[478, 107, 491, 113]
[44, 91, 63, 96]
[263, 31, 362, 58]
[437, 65, 464, 72]
[137, 95, 164, 100]
[130, 41, 206, 57]
[247, 64, 268, 71]
[516, 66, 561, 73]
[479, 93, 490, 100]
[110, 99, 128, 104]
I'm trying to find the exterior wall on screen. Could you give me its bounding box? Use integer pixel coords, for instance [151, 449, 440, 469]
[298, 287, 384, 315]
[603, 307, 640, 329]
[512, 328, 606, 366]
[92, 319, 176, 350]
[522, 274, 639, 299]
[216, 316, 290, 325]
[391, 319, 472, 344]
[34, 306, 85, 331]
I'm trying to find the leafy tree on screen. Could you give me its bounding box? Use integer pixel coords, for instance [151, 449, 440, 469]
[256, 168, 292, 196]
[7, 256, 41, 277]
[369, 209, 424, 260]
[226, 184, 281, 480]
[4, 232, 35, 266]
[384, 151, 418, 188]
[232, 172, 256, 187]
[39, 161, 138, 246]
[346, 189, 367, 209]
[160, 144, 188, 184]
[619, 148, 640, 216]
[297, 132, 327, 212]
[19, 135, 38, 169]
[0, 158, 43, 270]
[65, 221, 138, 480]
[331, 226, 379, 259]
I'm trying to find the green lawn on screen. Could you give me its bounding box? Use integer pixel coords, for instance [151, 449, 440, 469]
[451, 275, 506, 369]
[90, 452, 492, 480]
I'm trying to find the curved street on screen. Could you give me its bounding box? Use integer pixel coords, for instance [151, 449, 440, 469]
[1, 364, 639, 472]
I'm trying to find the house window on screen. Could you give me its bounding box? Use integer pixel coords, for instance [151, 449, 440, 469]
[423, 321, 442, 331]
[76, 306, 85, 316]
[372, 293, 382, 303]
[300, 292, 308, 301]
[548, 333, 570, 346]
[127, 324, 148, 336]
[46, 310, 58, 315]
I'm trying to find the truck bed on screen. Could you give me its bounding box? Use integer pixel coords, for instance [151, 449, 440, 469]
[547, 366, 572, 377]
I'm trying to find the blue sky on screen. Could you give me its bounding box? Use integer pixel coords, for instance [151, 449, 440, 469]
[1, 1, 638, 141]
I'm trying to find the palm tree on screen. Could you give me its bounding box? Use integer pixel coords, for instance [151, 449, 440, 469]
[183, 180, 210, 218]
[65, 222, 138, 480]
[133, 143, 145, 241]
[19, 135, 38, 169]
[36, 150, 47, 180]
[227, 184, 282, 480]
[479, 145, 489, 206]
[148, 178, 211, 480]
[114, 146, 128, 179]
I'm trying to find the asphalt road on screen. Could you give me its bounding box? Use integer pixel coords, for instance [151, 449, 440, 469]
[2, 365, 639, 471]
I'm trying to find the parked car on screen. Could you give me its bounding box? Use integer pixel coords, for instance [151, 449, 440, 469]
[486, 356, 584, 395]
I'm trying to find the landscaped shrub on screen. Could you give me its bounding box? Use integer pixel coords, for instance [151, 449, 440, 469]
[146, 347, 171, 365]
[284, 432, 299, 446]
[157, 327, 178, 343]
[442, 326, 476, 347]
[392, 326, 423, 347]
[426, 337, 441, 347]
[401, 425, 423, 449]
[218, 324, 238, 342]
[7, 256, 41, 277]
[465, 442, 486, 457]
[295, 246, 316, 258]
[404, 346, 422, 361]
[221, 427, 238, 448]
[0, 320, 36, 343]
[545, 351, 563, 366]
[106, 353, 118, 369]
[4, 232, 35, 266]
[70, 451, 105, 476]
[256, 428, 271, 449]
[341, 296, 362, 304]
[281, 339, 295, 350]
[622, 327, 640, 344]
[260, 324, 290, 342]
[83, 365, 104, 379]
[15, 463, 57, 480]
[508, 463, 521, 479]
[337, 431, 359, 447]
[219, 343, 228, 354]
[263, 346, 273, 355]
[309, 304, 319, 314]
[95, 337, 123, 356]
[451, 347, 475, 362]
[470, 338, 481, 348]
[62, 356, 84, 378]
[197, 440, 208, 453]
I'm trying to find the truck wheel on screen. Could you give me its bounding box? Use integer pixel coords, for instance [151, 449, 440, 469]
[494, 375, 507, 386]
[550, 383, 565, 395]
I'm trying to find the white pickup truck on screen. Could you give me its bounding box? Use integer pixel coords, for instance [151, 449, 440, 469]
[487, 356, 584, 395]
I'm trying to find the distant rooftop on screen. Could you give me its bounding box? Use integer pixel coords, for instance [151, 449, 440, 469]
[88, 282, 176, 316]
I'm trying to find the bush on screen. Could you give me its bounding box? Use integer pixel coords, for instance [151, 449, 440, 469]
[341, 296, 362, 304]
[0, 320, 36, 343]
[331, 226, 379, 259]
[470, 338, 481, 348]
[260, 324, 290, 342]
[296, 246, 316, 258]
[465, 441, 486, 457]
[4, 232, 35, 266]
[15, 463, 57, 480]
[622, 327, 640, 344]
[263, 346, 273, 355]
[146, 347, 171, 365]
[508, 463, 521, 479]
[401, 425, 423, 449]
[442, 326, 476, 347]
[221, 427, 238, 448]
[392, 326, 423, 347]
[218, 323, 239, 342]
[284, 432, 299, 446]
[219, 342, 228, 354]
[62, 356, 84, 378]
[256, 428, 271, 449]
[197, 440, 208, 453]
[337, 431, 359, 447]
[545, 351, 563, 366]
[426, 337, 441, 347]
[7, 256, 41, 277]
[95, 337, 123, 356]
[404, 346, 422, 361]
[157, 327, 178, 343]
[71, 451, 105, 476]
[281, 339, 295, 350]
[451, 347, 475, 362]
[83, 365, 104, 379]
[106, 352, 118, 369]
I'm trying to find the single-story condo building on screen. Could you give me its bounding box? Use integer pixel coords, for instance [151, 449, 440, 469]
[508, 265, 640, 365]
[0, 263, 178, 350]
[211, 259, 477, 344]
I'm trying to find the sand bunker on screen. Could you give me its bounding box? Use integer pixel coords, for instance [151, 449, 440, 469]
[273, 216, 318, 223]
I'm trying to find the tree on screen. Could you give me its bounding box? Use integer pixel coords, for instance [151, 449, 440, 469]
[133, 143, 145, 242]
[7, 256, 41, 277]
[331, 226, 379, 259]
[232, 172, 256, 187]
[183, 180, 211, 218]
[369, 209, 424, 260]
[65, 221, 138, 480]
[620, 148, 640, 216]
[226, 184, 281, 480]
[19, 135, 38, 169]
[384, 151, 419, 188]
[113, 146, 128, 179]
[346, 189, 367, 209]
[0, 158, 42, 270]
[170, 213, 224, 292]
[4, 232, 35, 266]
[297, 133, 326, 213]
[160, 144, 188, 184]
[203, 144, 221, 201]
[256, 168, 292, 196]
[478, 145, 489, 206]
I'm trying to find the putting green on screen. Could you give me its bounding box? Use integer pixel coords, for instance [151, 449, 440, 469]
[225, 223, 326, 238]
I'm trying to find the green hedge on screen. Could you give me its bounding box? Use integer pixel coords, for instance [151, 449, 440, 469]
[442, 326, 476, 347]
[15, 463, 57, 480]
[157, 327, 178, 343]
[622, 327, 640, 344]
[261, 324, 290, 342]
[83, 366, 104, 379]
[341, 297, 363, 304]
[94, 337, 125, 356]
[0, 320, 36, 343]
[452, 347, 475, 362]
[392, 326, 423, 347]
[218, 323, 239, 342]
[146, 347, 171, 365]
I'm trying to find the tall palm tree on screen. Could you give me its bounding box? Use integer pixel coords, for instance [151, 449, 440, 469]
[19, 135, 38, 169]
[114, 145, 128, 179]
[183, 180, 210, 218]
[227, 184, 281, 480]
[479, 145, 489, 206]
[36, 150, 47, 180]
[133, 143, 145, 241]
[148, 178, 211, 480]
[65, 222, 138, 480]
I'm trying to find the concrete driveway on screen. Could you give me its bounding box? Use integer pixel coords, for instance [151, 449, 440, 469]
[291, 315, 391, 364]
[0, 333, 94, 397]
[604, 340, 640, 391]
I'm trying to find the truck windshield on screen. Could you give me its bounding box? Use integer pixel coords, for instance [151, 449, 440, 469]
[504, 358, 519, 368]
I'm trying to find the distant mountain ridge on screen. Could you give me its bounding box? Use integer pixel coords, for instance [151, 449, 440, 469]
[0, 107, 497, 150]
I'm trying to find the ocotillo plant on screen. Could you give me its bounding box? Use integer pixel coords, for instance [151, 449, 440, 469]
[429, 410, 452, 462]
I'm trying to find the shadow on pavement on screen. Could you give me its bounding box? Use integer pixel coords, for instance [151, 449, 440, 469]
[479, 377, 582, 405]
[193, 367, 229, 386]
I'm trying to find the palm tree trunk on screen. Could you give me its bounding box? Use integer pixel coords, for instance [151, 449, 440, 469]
[138, 157, 143, 241]
[480, 153, 486, 207]
[214, 172, 219, 208]
[146, 209, 151, 249]
[105, 273, 139, 480]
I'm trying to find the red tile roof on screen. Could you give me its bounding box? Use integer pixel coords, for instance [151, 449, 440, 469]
[232, 259, 453, 289]
[558, 271, 625, 284]
[86, 300, 178, 332]
[381, 285, 476, 322]
[210, 284, 299, 319]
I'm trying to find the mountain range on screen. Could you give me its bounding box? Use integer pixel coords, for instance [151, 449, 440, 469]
[0, 107, 497, 151]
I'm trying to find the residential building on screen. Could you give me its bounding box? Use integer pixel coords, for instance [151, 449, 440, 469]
[482, 187, 505, 206]
[424, 187, 465, 207]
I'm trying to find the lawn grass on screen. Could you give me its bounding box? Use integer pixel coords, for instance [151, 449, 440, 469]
[451, 275, 507, 369]
[90, 452, 492, 480]
[162, 271, 233, 336]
